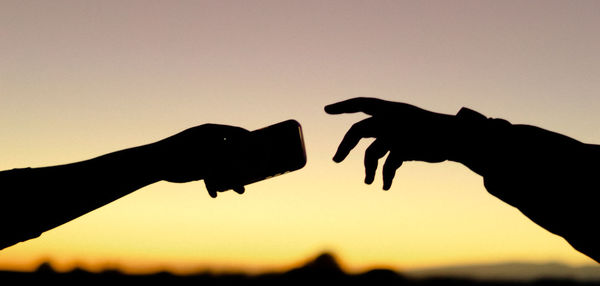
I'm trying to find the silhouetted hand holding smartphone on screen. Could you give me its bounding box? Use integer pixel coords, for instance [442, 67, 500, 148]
[155, 124, 252, 196]
[326, 97, 599, 263]
[203, 120, 306, 196]
[0, 121, 306, 250]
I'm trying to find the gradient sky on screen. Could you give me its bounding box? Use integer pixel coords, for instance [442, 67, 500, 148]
[1, 0, 599, 274]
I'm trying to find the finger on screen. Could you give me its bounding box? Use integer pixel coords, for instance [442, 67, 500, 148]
[382, 152, 403, 190]
[364, 139, 389, 185]
[325, 97, 389, 116]
[333, 118, 377, 163]
[233, 186, 245, 195]
[208, 188, 218, 198]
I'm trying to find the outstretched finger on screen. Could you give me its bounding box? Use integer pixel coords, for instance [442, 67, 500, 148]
[325, 97, 389, 116]
[333, 118, 377, 163]
[382, 151, 403, 190]
[364, 139, 389, 184]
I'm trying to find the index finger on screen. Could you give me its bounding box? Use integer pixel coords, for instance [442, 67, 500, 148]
[324, 97, 390, 116]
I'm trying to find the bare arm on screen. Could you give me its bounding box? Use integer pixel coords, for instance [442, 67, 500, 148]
[0, 124, 249, 250]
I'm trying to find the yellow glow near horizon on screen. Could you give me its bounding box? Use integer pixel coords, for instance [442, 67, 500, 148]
[0, 157, 594, 274]
[1, 0, 599, 275]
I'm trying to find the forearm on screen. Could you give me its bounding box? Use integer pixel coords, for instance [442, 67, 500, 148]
[0, 142, 164, 249]
[448, 108, 600, 262]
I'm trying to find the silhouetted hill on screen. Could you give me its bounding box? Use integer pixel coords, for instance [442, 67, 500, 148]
[1, 252, 599, 285]
[286, 252, 344, 274]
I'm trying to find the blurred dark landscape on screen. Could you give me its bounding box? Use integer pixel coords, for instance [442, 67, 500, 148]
[1, 252, 599, 285]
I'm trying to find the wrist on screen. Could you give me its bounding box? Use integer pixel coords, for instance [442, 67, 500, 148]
[145, 135, 208, 183]
[122, 142, 168, 184]
[445, 108, 512, 174]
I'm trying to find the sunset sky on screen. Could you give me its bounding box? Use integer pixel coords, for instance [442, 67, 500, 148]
[1, 0, 599, 274]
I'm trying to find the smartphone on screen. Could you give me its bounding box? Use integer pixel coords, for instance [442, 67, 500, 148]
[204, 119, 307, 194]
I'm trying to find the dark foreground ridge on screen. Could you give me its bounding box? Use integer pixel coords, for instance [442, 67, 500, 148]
[1, 253, 599, 285]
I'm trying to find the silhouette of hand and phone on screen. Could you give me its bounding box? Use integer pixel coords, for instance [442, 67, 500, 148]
[0, 120, 306, 250]
[1, 97, 598, 264]
[153, 120, 306, 197]
[204, 120, 306, 197]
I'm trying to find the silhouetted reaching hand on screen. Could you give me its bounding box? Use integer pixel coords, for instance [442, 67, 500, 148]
[0, 124, 250, 250]
[326, 97, 600, 263]
[325, 98, 457, 190]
